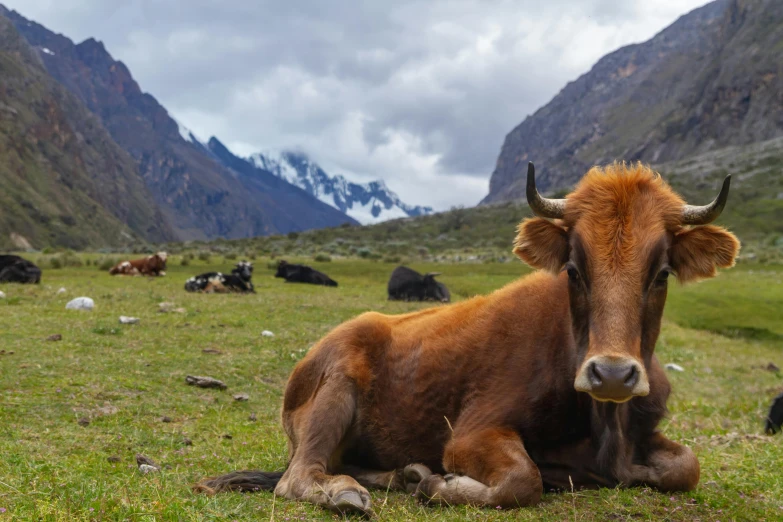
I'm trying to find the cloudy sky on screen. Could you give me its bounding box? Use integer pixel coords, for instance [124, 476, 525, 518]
[6, 0, 709, 209]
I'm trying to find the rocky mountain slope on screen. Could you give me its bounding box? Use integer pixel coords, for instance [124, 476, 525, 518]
[250, 151, 433, 224]
[0, 15, 176, 250]
[2, 5, 356, 241]
[484, 0, 783, 203]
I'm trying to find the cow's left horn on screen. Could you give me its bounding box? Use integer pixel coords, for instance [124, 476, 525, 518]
[681, 175, 731, 225]
[526, 163, 565, 219]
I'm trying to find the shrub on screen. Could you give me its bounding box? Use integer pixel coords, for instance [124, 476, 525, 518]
[383, 255, 401, 264]
[180, 257, 190, 266]
[198, 252, 211, 263]
[98, 257, 117, 271]
[358, 248, 373, 259]
[313, 253, 332, 262]
[224, 252, 237, 261]
[49, 257, 63, 269]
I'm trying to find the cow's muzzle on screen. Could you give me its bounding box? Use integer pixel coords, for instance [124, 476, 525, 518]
[574, 355, 649, 403]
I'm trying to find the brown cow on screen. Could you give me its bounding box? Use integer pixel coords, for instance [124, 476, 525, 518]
[109, 252, 167, 276]
[196, 163, 739, 516]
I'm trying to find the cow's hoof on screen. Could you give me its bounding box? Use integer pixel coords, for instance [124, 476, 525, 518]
[414, 473, 447, 505]
[403, 464, 433, 493]
[330, 489, 374, 517]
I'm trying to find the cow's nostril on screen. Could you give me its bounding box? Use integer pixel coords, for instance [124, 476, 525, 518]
[624, 365, 639, 387]
[588, 362, 602, 386]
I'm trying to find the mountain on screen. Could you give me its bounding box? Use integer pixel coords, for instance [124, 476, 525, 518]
[202, 138, 360, 231]
[250, 151, 433, 224]
[0, 14, 176, 250]
[483, 0, 783, 203]
[2, 5, 356, 240]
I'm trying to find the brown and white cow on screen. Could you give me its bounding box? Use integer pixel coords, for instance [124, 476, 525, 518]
[197, 163, 739, 515]
[109, 252, 167, 276]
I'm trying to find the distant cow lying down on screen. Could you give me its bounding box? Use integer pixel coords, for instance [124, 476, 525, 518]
[0, 255, 42, 284]
[388, 265, 450, 302]
[196, 163, 739, 515]
[766, 392, 783, 435]
[184, 261, 255, 293]
[275, 260, 337, 287]
[109, 253, 167, 276]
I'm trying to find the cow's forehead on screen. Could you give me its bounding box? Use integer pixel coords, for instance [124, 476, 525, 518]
[563, 163, 683, 273]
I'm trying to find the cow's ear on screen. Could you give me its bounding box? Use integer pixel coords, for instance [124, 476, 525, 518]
[670, 225, 740, 283]
[513, 218, 569, 273]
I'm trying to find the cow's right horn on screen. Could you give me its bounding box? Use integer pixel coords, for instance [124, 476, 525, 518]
[526, 163, 566, 219]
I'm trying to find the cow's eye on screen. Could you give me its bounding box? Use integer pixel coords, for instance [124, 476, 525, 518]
[654, 269, 670, 287]
[567, 267, 580, 283]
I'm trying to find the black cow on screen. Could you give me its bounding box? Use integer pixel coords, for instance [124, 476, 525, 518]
[185, 261, 255, 293]
[766, 392, 783, 435]
[275, 260, 337, 287]
[387, 265, 450, 302]
[0, 255, 42, 284]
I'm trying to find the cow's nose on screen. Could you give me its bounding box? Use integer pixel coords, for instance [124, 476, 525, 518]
[588, 360, 639, 399]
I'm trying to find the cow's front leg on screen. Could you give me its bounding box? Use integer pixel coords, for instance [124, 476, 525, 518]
[625, 432, 699, 492]
[412, 427, 543, 508]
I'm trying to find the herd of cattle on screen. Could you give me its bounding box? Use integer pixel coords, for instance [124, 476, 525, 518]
[0, 252, 451, 303]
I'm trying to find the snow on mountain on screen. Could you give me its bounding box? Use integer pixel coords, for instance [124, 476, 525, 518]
[249, 151, 433, 225]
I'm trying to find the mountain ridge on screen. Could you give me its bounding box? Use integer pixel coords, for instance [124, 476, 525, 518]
[0, 14, 177, 250]
[483, 0, 783, 203]
[250, 150, 433, 224]
[2, 5, 358, 241]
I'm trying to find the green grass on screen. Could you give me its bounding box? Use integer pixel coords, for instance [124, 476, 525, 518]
[1, 259, 782, 521]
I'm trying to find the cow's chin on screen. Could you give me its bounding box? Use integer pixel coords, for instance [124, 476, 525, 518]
[586, 392, 635, 404]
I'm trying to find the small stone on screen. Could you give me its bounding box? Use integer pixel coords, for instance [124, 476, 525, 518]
[161, 416, 173, 423]
[57, 287, 66, 294]
[222, 434, 233, 440]
[77, 417, 90, 427]
[0, 291, 5, 299]
[135, 454, 160, 473]
[248, 413, 257, 422]
[46, 334, 62, 342]
[202, 348, 223, 354]
[664, 363, 684, 372]
[119, 316, 140, 325]
[158, 302, 176, 313]
[766, 362, 780, 372]
[181, 437, 193, 446]
[185, 375, 227, 390]
[233, 393, 249, 402]
[66, 297, 94, 311]
[107, 455, 121, 463]
[261, 330, 275, 337]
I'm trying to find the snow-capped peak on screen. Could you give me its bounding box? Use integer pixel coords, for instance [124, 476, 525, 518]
[249, 151, 433, 225]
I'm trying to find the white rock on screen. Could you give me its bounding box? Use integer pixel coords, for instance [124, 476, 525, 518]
[66, 297, 94, 311]
[261, 330, 275, 337]
[0, 291, 5, 299]
[119, 316, 140, 324]
[57, 287, 66, 294]
[138, 464, 159, 474]
[664, 363, 685, 372]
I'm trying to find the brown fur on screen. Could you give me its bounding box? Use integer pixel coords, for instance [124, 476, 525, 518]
[197, 164, 737, 514]
[109, 253, 167, 277]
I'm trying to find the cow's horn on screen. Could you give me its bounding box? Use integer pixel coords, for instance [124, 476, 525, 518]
[425, 272, 441, 277]
[681, 175, 731, 225]
[526, 163, 565, 219]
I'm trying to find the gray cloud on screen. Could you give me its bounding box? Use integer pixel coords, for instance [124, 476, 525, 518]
[4, 0, 710, 209]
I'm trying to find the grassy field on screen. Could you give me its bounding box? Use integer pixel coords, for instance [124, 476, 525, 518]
[1, 258, 782, 521]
